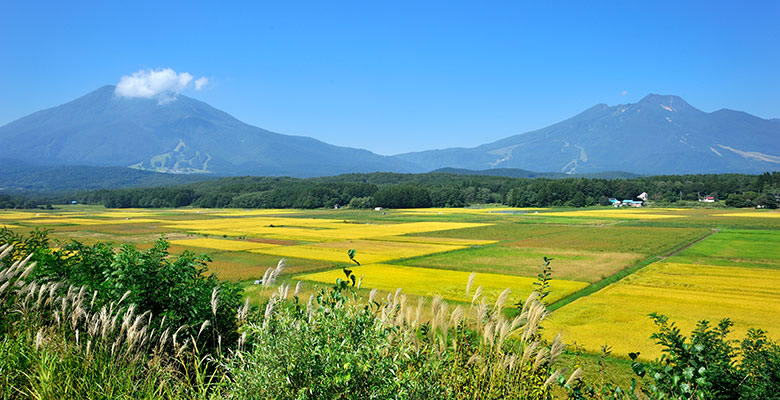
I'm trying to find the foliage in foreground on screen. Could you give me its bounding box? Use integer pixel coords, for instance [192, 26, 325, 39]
[0, 229, 778, 399]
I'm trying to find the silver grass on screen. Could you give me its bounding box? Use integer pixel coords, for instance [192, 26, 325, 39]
[544, 370, 563, 388]
[35, 329, 43, 350]
[495, 288, 511, 312]
[210, 287, 219, 317]
[197, 320, 211, 341]
[566, 367, 583, 386]
[471, 286, 483, 305]
[521, 342, 540, 365]
[534, 347, 549, 370]
[466, 272, 477, 295]
[550, 333, 565, 364]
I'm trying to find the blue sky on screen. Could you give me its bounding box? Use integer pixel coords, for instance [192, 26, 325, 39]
[1, 1, 778, 155]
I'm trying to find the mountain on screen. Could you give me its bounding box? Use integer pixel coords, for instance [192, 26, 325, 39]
[396, 94, 780, 175]
[0, 86, 420, 177]
[431, 167, 641, 179]
[0, 159, 215, 194]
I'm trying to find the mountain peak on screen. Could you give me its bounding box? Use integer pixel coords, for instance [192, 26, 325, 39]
[637, 93, 693, 112]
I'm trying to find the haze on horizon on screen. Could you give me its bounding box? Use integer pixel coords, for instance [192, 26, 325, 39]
[1, 1, 778, 155]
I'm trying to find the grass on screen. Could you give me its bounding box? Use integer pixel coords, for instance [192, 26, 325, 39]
[674, 229, 780, 261]
[296, 263, 589, 305]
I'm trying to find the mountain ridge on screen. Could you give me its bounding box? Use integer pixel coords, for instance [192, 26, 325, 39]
[395, 94, 779, 174]
[1, 87, 777, 177]
[0, 86, 421, 177]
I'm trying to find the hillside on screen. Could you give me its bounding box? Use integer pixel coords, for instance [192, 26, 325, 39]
[396, 94, 780, 175]
[0, 86, 420, 177]
[0, 159, 215, 194]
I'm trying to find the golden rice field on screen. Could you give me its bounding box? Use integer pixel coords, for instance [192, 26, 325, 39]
[2, 205, 779, 360]
[398, 207, 548, 215]
[712, 211, 780, 218]
[546, 262, 780, 359]
[169, 238, 280, 252]
[297, 263, 589, 305]
[251, 240, 465, 264]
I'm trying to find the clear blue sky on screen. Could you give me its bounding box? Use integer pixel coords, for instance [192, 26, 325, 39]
[1, 1, 778, 155]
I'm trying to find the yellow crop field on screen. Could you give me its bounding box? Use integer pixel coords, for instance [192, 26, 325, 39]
[547, 262, 780, 359]
[251, 240, 465, 264]
[207, 209, 301, 216]
[1, 224, 20, 229]
[85, 211, 163, 218]
[169, 238, 280, 252]
[297, 263, 588, 305]
[538, 210, 685, 219]
[370, 235, 498, 246]
[164, 219, 491, 242]
[22, 218, 164, 226]
[398, 207, 548, 215]
[0, 212, 88, 220]
[713, 212, 780, 219]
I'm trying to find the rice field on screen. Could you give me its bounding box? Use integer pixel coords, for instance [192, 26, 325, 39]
[400, 246, 643, 283]
[536, 209, 685, 219]
[297, 263, 589, 305]
[713, 211, 780, 218]
[2, 204, 778, 361]
[251, 240, 465, 264]
[169, 238, 280, 252]
[546, 262, 780, 359]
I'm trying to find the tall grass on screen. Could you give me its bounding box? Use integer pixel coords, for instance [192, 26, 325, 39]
[0, 243, 224, 399]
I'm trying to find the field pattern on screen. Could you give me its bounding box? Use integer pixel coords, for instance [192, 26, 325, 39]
[2, 205, 778, 361]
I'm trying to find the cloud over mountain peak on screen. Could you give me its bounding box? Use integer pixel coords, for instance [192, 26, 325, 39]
[115, 68, 207, 103]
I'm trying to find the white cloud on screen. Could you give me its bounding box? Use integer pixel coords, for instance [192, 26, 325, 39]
[115, 68, 207, 103]
[194, 76, 208, 90]
[620, 90, 628, 96]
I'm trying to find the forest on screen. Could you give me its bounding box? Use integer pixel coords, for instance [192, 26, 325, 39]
[64, 171, 780, 209]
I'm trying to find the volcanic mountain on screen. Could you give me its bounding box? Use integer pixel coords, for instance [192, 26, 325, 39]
[0, 86, 419, 177]
[395, 94, 780, 175]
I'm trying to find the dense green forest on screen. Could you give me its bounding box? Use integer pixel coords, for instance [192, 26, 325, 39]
[68, 171, 780, 209]
[0, 194, 53, 209]
[0, 160, 214, 195]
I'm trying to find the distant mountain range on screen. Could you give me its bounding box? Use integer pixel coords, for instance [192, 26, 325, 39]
[0, 88, 777, 177]
[430, 168, 641, 180]
[397, 94, 780, 175]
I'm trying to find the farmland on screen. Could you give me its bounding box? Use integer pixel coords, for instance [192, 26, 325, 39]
[1, 205, 778, 360]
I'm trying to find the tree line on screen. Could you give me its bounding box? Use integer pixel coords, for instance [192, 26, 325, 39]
[22, 171, 780, 209]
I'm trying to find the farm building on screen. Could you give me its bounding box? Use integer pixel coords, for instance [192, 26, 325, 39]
[699, 196, 716, 203]
[621, 200, 644, 207]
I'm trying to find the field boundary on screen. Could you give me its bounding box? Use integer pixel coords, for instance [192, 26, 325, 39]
[547, 228, 718, 312]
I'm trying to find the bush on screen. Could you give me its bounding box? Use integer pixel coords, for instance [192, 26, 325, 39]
[568, 314, 780, 400]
